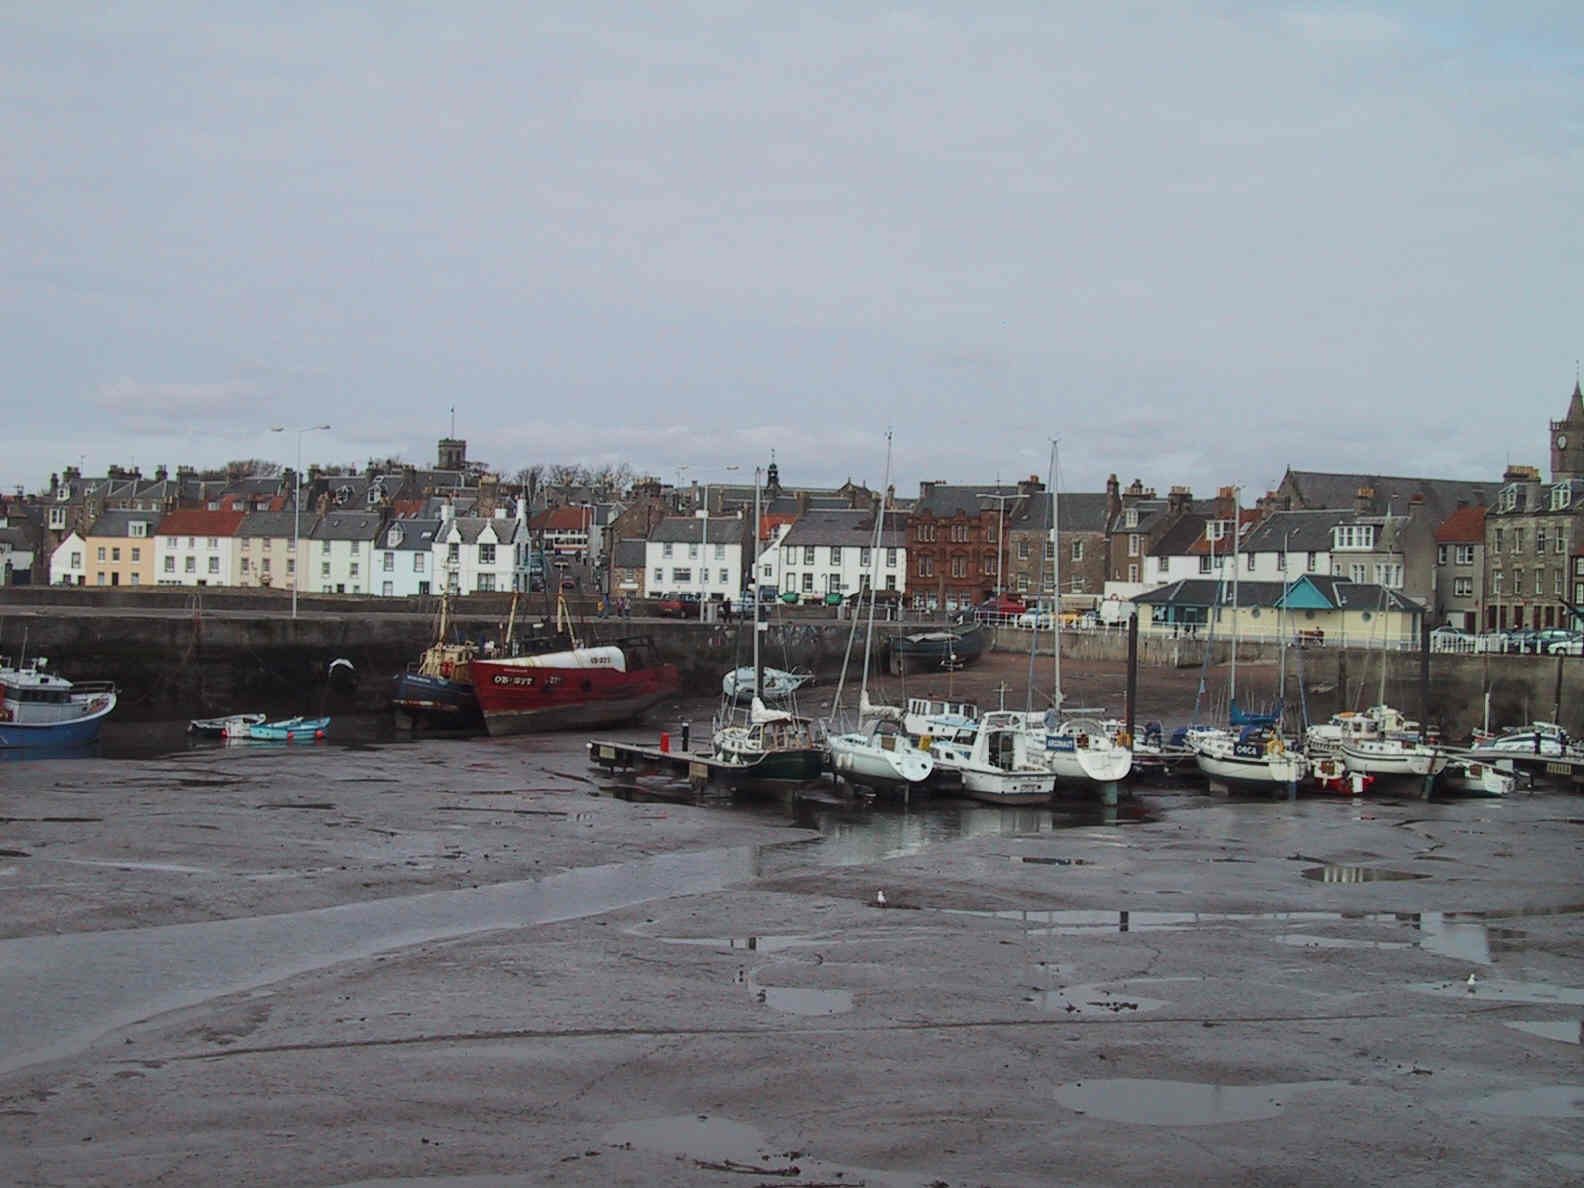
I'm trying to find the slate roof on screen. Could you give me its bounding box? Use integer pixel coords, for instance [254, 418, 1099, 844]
[84, 509, 160, 537]
[778, 510, 906, 549]
[1282, 470, 1492, 526]
[1241, 509, 1358, 554]
[1134, 576, 1423, 614]
[440, 516, 524, 545]
[1147, 514, 1208, 558]
[647, 517, 746, 545]
[381, 519, 440, 552]
[611, 539, 647, 568]
[155, 508, 247, 537]
[238, 511, 308, 539]
[308, 511, 384, 542]
[0, 526, 35, 552]
[1012, 492, 1113, 534]
[914, 483, 1022, 518]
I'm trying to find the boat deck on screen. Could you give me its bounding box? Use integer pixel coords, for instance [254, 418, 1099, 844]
[587, 737, 811, 798]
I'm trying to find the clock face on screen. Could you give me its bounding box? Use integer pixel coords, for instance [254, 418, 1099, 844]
[1560, 435, 1570, 449]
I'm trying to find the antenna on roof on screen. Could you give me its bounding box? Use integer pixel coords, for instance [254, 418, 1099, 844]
[450, 405, 455, 437]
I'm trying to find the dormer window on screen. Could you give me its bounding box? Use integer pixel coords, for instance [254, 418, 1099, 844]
[1552, 484, 1572, 511]
[1500, 485, 1519, 512]
[1125, 508, 1139, 528]
[129, 522, 147, 538]
[1206, 521, 1226, 542]
[1332, 525, 1376, 551]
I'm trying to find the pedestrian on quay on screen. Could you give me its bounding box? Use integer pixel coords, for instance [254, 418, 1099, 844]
[680, 719, 691, 752]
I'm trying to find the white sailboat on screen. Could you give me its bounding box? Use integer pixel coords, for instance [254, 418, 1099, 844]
[1336, 584, 1445, 788]
[825, 434, 935, 793]
[1027, 440, 1133, 791]
[1189, 485, 1310, 790]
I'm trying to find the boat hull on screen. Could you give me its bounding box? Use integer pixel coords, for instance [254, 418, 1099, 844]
[0, 701, 115, 749]
[1341, 744, 1447, 779]
[1194, 745, 1308, 787]
[472, 659, 680, 736]
[390, 671, 483, 728]
[713, 747, 826, 783]
[828, 733, 933, 789]
[1043, 739, 1134, 785]
[959, 767, 1056, 805]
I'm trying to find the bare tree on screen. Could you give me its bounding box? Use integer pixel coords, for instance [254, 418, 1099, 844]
[513, 464, 545, 509]
[547, 463, 586, 488]
[225, 458, 283, 477]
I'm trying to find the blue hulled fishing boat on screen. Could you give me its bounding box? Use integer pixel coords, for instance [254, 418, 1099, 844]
[0, 657, 117, 749]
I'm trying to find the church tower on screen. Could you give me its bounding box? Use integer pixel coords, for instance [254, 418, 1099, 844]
[1550, 378, 1584, 481]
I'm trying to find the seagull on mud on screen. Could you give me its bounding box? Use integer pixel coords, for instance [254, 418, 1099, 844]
[876, 890, 886, 905]
[1466, 973, 1478, 992]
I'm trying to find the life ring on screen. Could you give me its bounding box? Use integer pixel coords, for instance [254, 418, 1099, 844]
[1265, 736, 1285, 755]
[441, 661, 454, 679]
[1116, 730, 1131, 749]
[918, 734, 933, 750]
[0, 706, 10, 722]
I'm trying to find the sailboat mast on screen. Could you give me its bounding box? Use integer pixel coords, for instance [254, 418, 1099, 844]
[753, 469, 763, 700]
[1229, 485, 1239, 706]
[856, 431, 894, 711]
[1049, 439, 1062, 709]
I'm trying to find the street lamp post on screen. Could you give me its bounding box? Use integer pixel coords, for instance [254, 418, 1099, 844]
[271, 424, 331, 619]
[975, 490, 1019, 602]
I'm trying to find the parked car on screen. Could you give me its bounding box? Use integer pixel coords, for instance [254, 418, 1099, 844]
[654, 592, 697, 618]
[1508, 628, 1545, 654]
[1548, 636, 1584, 655]
[1017, 609, 1053, 629]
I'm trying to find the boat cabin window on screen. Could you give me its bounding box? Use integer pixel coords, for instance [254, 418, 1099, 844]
[988, 731, 1017, 770]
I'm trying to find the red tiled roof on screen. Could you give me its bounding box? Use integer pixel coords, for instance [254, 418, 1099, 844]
[155, 508, 246, 537]
[1435, 505, 1485, 542]
[530, 506, 588, 532]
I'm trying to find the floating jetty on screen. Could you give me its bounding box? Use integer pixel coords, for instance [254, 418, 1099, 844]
[587, 736, 813, 797]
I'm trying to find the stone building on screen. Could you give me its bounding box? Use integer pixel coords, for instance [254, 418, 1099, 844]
[1482, 381, 1584, 632]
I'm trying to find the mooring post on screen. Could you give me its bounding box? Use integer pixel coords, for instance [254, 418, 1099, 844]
[1124, 613, 1139, 746]
[1553, 653, 1564, 725]
[1100, 781, 1118, 807]
[1285, 779, 1297, 802]
[1419, 620, 1431, 742]
[1418, 772, 1434, 802]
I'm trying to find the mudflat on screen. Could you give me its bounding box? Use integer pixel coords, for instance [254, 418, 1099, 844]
[3, 652, 1582, 1186]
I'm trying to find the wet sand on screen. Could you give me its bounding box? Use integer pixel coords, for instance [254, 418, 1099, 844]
[3, 652, 1582, 1186]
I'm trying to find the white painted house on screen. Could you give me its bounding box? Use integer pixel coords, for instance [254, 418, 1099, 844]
[777, 509, 907, 600]
[377, 518, 440, 597]
[153, 509, 246, 587]
[643, 515, 748, 597]
[307, 511, 383, 595]
[49, 531, 88, 585]
[435, 502, 530, 594]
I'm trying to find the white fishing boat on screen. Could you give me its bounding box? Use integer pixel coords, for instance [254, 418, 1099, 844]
[901, 695, 980, 741]
[721, 665, 813, 702]
[1469, 721, 1579, 760]
[188, 712, 266, 738]
[1440, 757, 1514, 797]
[927, 711, 1056, 805]
[1340, 734, 1448, 780]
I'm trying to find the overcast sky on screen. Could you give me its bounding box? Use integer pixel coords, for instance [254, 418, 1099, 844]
[3, 3, 1580, 503]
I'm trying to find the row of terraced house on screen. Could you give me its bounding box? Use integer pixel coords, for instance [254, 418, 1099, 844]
[10, 381, 1584, 634]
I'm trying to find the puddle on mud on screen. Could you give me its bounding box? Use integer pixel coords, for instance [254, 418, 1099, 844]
[1466, 1085, 1584, 1118]
[1409, 979, 1584, 1006]
[651, 934, 817, 954]
[1504, 1020, 1583, 1045]
[749, 982, 853, 1015]
[1052, 1078, 1342, 1125]
[601, 1114, 911, 1187]
[1301, 865, 1428, 883]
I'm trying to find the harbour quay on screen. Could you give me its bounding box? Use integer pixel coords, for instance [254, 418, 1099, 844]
[1, 729, 1581, 1186]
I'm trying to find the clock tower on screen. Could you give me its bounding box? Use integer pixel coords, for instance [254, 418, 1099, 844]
[1549, 378, 1584, 481]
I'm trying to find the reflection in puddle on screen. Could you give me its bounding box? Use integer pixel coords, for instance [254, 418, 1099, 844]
[1052, 1078, 1342, 1125]
[1504, 1020, 1583, 1045]
[751, 982, 853, 1016]
[1467, 1085, 1584, 1118]
[1301, 865, 1428, 883]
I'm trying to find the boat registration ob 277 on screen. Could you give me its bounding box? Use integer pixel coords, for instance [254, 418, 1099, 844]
[0, 656, 117, 748]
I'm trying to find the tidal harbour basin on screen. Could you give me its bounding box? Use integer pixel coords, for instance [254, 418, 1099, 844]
[3, 716, 1582, 1186]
